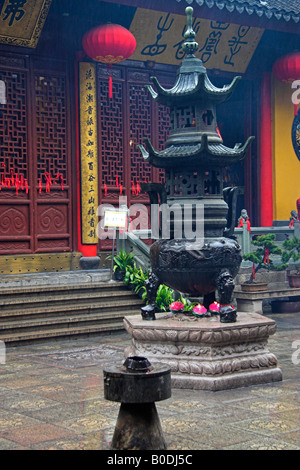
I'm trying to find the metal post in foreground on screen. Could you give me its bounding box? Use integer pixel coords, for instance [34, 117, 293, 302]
[103, 356, 171, 450]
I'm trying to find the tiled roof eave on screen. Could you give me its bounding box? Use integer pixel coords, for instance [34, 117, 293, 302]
[191, 0, 300, 23]
[146, 74, 241, 106]
[138, 136, 255, 168]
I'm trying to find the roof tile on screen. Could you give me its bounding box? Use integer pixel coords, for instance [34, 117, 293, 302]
[180, 0, 300, 21]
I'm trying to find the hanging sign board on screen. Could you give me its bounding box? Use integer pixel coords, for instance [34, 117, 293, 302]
[79, 62, 99, 245]
[129, 8, 264, 74]
[0, 0, 52, 48]
[104, 209, 127, 229]
[103, 208, 128, 281]
[0, 80, 6, 104]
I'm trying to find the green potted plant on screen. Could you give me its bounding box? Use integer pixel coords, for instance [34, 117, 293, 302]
[123, 263, 136, 288]
[142, 284, 174, 312]
[281, 238, 300, 288]
[113, 249, 135, 280]
[155, 285, 174, 312]
[124, 264, 150, 297]
[242, 234, 288, 292]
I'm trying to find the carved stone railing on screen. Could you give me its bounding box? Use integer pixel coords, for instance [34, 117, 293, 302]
[117, 228, 151, 271]
[235, 222, 296, 255]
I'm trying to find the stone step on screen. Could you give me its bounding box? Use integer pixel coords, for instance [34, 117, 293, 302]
[0, 280, 127, 301]
[0, 269, 111, 288]
[0, 288, 142, 315]
[0, 308, 140, 336]
[0, 271, 145, 343]
[0, 320, 132, 345]
[0, 297, 144, 321]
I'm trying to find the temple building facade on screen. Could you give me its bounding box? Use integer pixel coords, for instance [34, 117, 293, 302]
[0, 0, 299, 274]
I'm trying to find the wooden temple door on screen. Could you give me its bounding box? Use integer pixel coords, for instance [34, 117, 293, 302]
[0, 52, 73, 258]
[96, 63, 173, 251]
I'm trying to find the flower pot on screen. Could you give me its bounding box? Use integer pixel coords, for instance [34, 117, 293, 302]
[241, 282, 268, 292]
[114, 270, 125, 281]
[287, 274, 300, 288]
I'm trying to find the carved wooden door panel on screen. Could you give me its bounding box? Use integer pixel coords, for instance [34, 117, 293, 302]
[97, 63, 172, 250]
[0, 56, 32, 253]
[0, 53, 72, 254]
[33, 60, 72, 253]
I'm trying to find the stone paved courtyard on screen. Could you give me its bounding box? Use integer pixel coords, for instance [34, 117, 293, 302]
[0, 312, 299, 450]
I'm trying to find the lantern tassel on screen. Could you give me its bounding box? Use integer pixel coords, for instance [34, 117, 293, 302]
[108, 64, 113, 99]
[109, 75, 112, 99]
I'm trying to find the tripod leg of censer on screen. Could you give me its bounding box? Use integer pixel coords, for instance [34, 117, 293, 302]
[111, 402, 167, 450]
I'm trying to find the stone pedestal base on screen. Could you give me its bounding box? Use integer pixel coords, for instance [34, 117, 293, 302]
[236, 298, 264, 314]
[123, 312, 282, 391]
[79, 256, 100, 270]
[104, 362, 171, 450]
[110, 403, 167, 450]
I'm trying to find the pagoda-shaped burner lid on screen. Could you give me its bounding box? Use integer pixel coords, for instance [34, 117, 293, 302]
[146, 7, 241, 108]
[138, 6, 254, 169]
[139, 135, 255, 170]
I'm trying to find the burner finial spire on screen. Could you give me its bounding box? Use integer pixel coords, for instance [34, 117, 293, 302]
[182, 7, 198, 56]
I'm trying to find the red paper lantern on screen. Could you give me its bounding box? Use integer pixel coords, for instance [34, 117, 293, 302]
[273, 52, 300, 83]
[273, 53, 300, 115]
[82, 24, 136, 98]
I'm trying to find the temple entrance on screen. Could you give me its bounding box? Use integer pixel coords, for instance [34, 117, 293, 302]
[0, 52, 73, 255]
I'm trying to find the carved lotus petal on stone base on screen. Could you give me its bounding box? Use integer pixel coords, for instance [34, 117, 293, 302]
[178, 330, 190, 342]
[179, 362, 191, 374]
[189, 331, 202, 342]
[232, 359, 241, 372]
[165, 330, 178, 342]
[154, 329, 167, 341]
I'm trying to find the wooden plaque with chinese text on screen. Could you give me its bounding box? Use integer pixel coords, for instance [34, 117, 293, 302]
[0, 0, 52, 48]
[79, 62, 99, 245]
[130, 8, 264, 74]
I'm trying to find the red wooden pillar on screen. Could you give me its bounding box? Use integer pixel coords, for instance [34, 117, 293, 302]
[260, 73, 273, 227]
[244, 81, 253, 221]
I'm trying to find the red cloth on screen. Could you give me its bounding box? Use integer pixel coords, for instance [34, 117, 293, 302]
[238, 218, 251, 233]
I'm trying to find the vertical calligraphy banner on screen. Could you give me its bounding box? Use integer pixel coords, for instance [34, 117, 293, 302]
[79, 62, 99, 245]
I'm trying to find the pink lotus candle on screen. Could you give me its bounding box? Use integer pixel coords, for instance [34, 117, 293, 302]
[193, 304, 207, 316]
[209, 301, 220, 313]
[169, 301, 184, 312]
